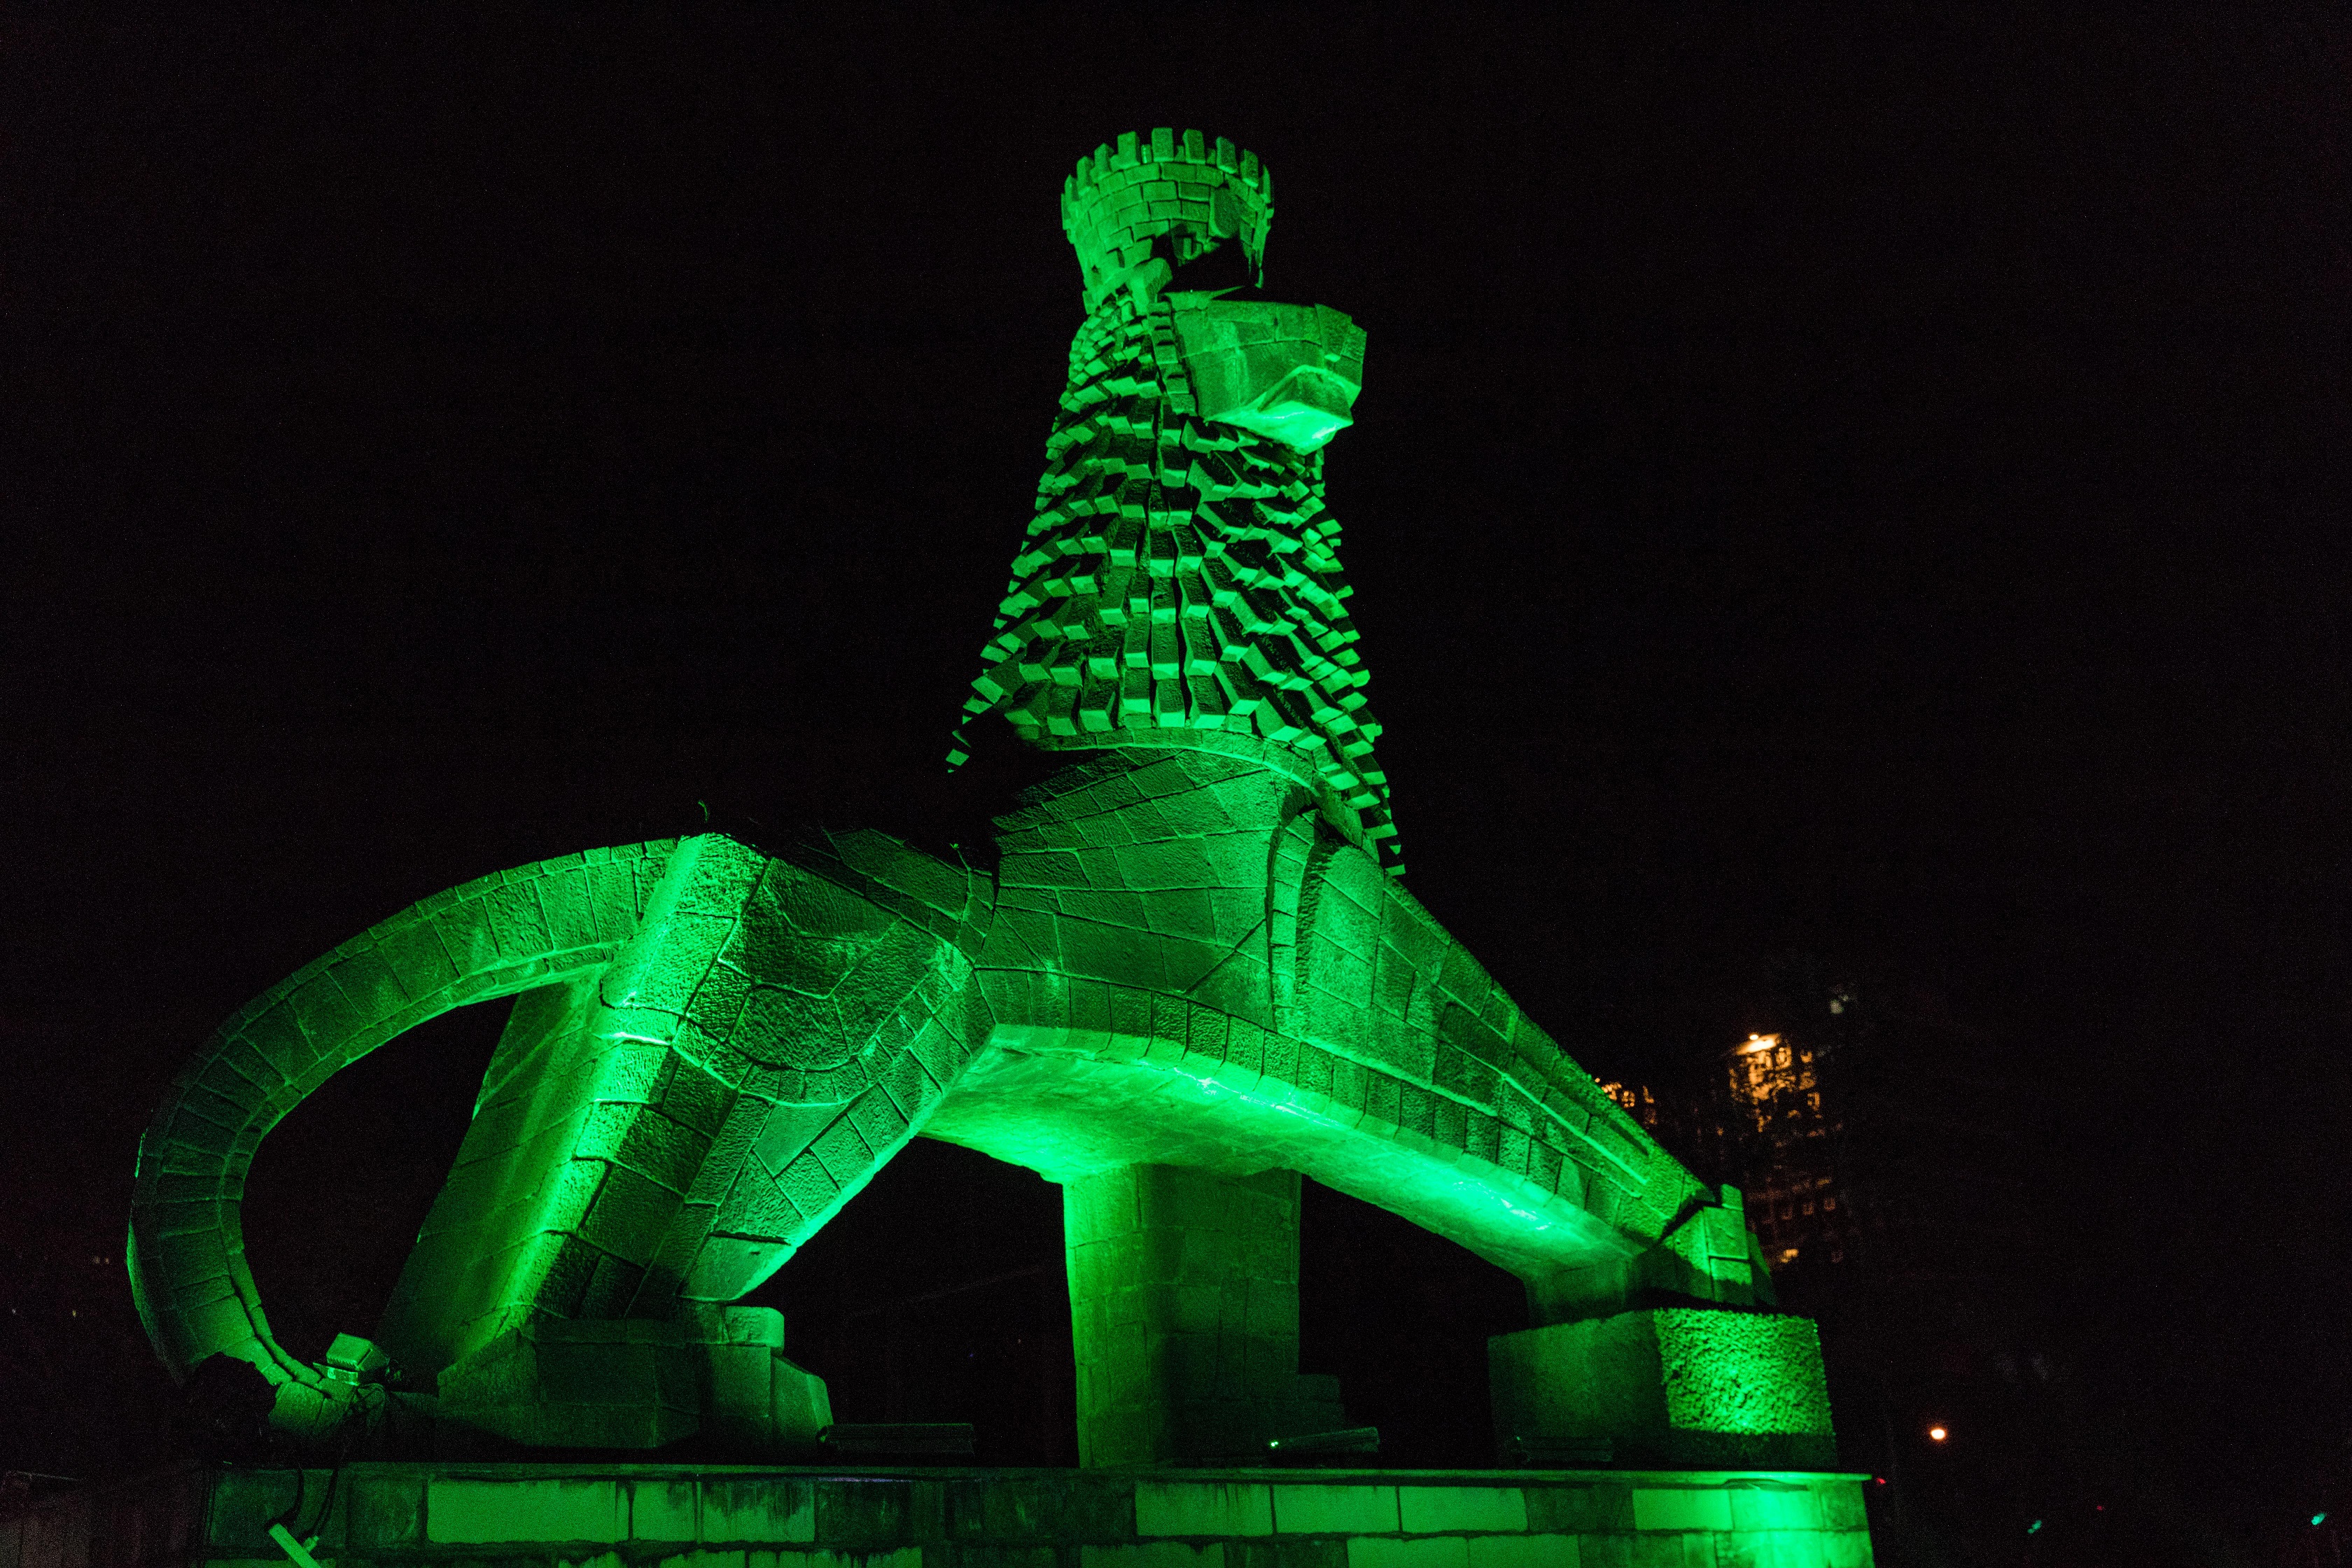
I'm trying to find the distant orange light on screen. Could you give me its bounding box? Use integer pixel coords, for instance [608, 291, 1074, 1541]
[1927, 1425, 1947, 1442]
[1742, 1032, 1779, 1054]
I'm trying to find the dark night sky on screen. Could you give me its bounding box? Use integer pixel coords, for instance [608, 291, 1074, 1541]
[4, 0, 2347, 1542]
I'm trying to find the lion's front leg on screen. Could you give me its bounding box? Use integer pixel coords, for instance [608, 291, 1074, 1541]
[386, 832, 993, 1451]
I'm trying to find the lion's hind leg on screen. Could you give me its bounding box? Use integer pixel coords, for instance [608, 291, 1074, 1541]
[402, 831, 992, 1450]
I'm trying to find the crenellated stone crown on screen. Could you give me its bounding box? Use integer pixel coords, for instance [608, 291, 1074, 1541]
[1063, 128, 1273, 312]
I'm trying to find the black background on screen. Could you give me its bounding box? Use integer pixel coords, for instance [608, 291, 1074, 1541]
[4, 5, 2346, 1560]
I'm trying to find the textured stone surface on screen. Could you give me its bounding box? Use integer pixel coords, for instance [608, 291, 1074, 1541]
[1274, 1487, 1401, 1536]
[1396, 1490, 1527, 1536]
[1490, 1310, 1836, 1469]
[1133, 1482, 1275, 1539]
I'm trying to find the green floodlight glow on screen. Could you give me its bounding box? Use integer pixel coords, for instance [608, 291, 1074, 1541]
[122, 127, 1843, 1472]
[2316, 1514, 2330, 1527]
[2027, 1520, 2043, 1535]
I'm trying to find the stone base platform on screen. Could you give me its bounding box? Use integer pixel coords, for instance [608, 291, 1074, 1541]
[4, 1463, 1874, 1568]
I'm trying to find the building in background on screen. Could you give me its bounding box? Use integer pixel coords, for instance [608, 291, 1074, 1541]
[1601, 963, 2092, 1562]
[1605, 1022, 1852, 1273]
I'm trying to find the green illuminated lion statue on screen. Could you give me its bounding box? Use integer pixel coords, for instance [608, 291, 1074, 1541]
[132, 130, 1820, 1469]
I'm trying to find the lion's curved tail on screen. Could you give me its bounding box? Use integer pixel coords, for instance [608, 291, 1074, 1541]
[127, 840, 678, 1446]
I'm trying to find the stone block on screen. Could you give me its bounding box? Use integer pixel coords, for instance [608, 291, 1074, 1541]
[1624, 1536, 1703, 1568]
[1491, 1310, 1835, 1469]
[943, 1480, 989, 1541]
[1396, 1488, 1526, 1536]
[971, 1483, 1052, 1546]
[1135, 1483, 1274, 1539]
[202, 1471, 302, 1554]
[1815, 1483, 1866, 1533]
[631, 1480, 699, 1542]
[1271, 1485, 1398, 1536]
[427, 1478, 625, 1544]
[955, 1550, 1061, 1568]
[1346, 1540, 1470, 1568]
[1070, 1476, 1145, 1544]
[1082, 1547, 1228, 1568]
[648, 1551, 744, 1568]
[813, 1482, 942, 1550]
[342, 1474, 424, 1549]
[1723, 1488, 1818, 1534]
[1823, 1532, 1874, 1568]
[1233, 1542, 1352, 1568]
[1522, 1486, 1630, 1535]
[701, 1343, 774, 1434]
[771, 1355, 834, 1443]
[699, 1479, 815, 1545]
[754, 1553, 920, 1568]
[1465, 1538, 1580, 1568]
[966, 1476, 1130, 1546]
[1628, 1492, 1730, 1534]
[435, 1317, 703, 1450]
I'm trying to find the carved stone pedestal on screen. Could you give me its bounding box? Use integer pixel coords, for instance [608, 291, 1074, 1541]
[435, 1306, 830, 1453]
[1490, 1306, 1837, 1469]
